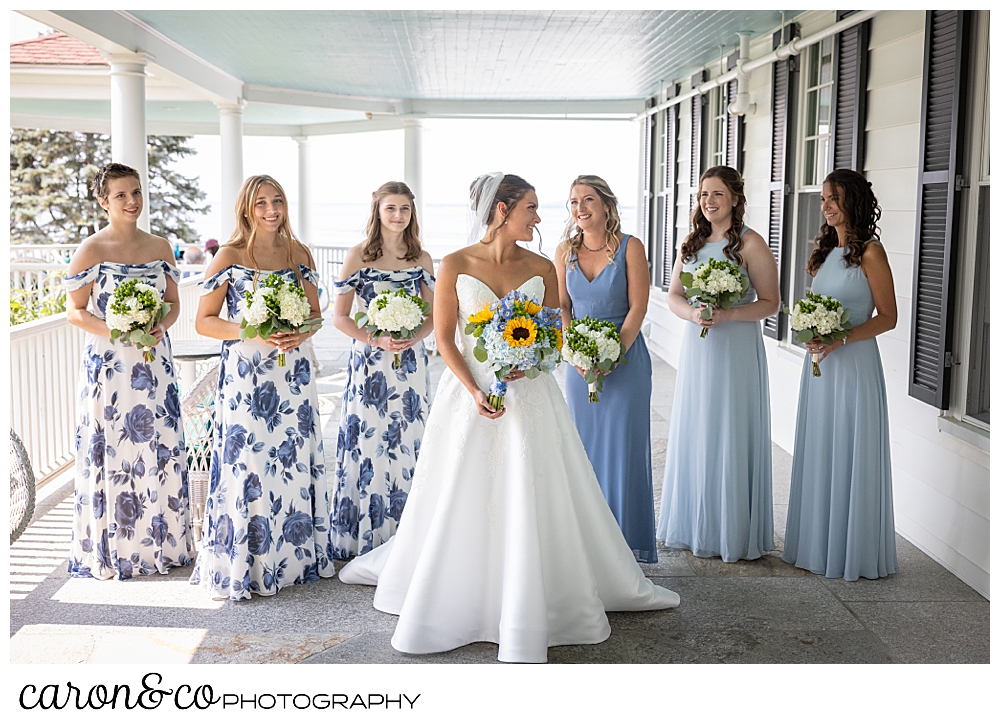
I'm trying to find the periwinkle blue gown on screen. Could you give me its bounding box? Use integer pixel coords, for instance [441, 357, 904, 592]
[566, 235, 657, 564]
[782, 243, 897, 580]
[656, 232, 774, 561]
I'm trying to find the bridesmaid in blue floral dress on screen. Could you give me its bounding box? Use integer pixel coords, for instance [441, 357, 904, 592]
[555, 175, 657, 563]
[783, 170, 898, 580]
[656, 166, 780, 562]
[65, 163, 194, 580]
[331, 181, 435, 559]
[190, 175, 335, 600]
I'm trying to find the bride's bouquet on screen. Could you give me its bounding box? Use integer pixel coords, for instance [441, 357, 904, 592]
[785, 292, 853, 377]
[561, 316, 628, 402]
[239, 273, 323, 366]
[354, 287, 430, 366]
[106, 279, 171, 362]
[679, 257, 749, 337]
[465, 290, 562, 411]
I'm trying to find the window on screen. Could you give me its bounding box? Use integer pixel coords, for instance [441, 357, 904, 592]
[801, 38, 835, 188]
[706, 85, 727, 169]
[952, 11, 989, 427]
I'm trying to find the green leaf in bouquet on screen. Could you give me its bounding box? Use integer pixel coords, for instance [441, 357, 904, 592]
[472, 326, 484, 338]
[686, 287, 702, 298]
[139, 333, 157, 347]
[740, 277, 750, 293]
[700, 306, 713, 320]
[129, 329, 145, 343]
[585, 369, 597, 384]
[354, 312, 368, 327]
[597, 358, 613, 371]
[463, 322, 476, 335]
[783, 305, 792, 315]
[619, 343, 629, 364]
[473, 345, 488, 363]
[679, 271, 694, 287]
[795, 329, 815, 343]
[596, 377, 605, 394]
[259, 319, 273, 338]
[238, 327, 249, 340]
[110, 329, 121, 341]
[840, 306, 852, 324]
[523, 367, 540, 379]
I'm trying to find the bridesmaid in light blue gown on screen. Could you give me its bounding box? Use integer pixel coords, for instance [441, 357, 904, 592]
[782, 169, 898, 580]
[657, 166, 780, 562]
[555, 175, 657, 563]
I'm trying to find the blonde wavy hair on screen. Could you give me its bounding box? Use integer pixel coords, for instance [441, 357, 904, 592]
[559, 175, 623, 267]
[361, 181, 423, 262]
[225, 175, 311, 287]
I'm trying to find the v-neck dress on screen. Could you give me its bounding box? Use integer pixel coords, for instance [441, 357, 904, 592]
[564, 235, 658, 563]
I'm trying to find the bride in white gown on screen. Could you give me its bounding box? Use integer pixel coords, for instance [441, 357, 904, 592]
[339, 172, 679, 663]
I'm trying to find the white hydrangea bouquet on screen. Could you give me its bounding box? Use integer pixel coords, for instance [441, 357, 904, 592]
[679, 257, 750, 338]
[785, 291, 853, 377]
[106, 278, 171, 362]
[239, 272, 322, 366]
[465, 290, 562, 412]
[354, 287, 431, 366]
[561, 316, 628, 402]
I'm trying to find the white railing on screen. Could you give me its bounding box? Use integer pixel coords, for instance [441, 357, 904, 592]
[172, 275, 206, 341]
[9, 264, 68, 311]
[310, 245, 351, 295]
[10, 245, 78, 263]
[9, 313, 86, 482]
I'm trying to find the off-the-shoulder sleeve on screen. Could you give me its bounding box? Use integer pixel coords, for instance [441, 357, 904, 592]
[333, 270, 361, 295]
[199, 266, 233, 296]
[297, 265, 319, 287]
[63, 265, 100, 292]
[162, 261, 181, 284]
[418, 268, 436, 291]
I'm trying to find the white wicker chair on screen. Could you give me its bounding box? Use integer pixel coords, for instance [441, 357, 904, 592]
[9, 430, 35, 545]
[180, 359, 220, 542]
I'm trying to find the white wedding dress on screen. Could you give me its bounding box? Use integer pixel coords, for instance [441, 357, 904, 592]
[339, 274, 680, 663]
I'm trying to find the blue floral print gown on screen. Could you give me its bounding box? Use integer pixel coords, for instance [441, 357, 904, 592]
[189, 264, 335, 600]
[331, 267, 434, 559]
[65, 261, 194, 580]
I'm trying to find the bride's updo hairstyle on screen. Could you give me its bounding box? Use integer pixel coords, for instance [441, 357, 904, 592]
[91, 162, 141, 203]
[470, 173, 535, 244]
[361, 180, 423, 263]
[806, 168, 881, 276]
[680, 165, 747, 269]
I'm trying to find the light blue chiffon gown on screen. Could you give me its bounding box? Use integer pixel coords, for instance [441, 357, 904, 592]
[782, 243, 897, 580]
[565, 235, 657, 563]
[656, 232, 774, 561]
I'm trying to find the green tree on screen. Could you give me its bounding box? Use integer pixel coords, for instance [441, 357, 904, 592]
[10, 129, 210, 245]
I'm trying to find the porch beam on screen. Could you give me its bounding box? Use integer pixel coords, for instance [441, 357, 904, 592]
[20, 9, 244, 106]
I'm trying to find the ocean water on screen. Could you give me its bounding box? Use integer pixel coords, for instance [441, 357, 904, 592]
[193, 202, 637, 261]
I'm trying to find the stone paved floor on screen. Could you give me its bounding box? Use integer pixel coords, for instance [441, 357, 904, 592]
[9, 327, 990, 664]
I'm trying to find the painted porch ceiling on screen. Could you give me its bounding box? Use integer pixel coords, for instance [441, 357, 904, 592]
[128, 9, 802, 101]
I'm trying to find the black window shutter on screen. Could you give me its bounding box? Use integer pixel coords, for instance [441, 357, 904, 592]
[660, 100, 678, 288]
[690, 70, 706, 219]
[725, 51, 744, 172]
[908, 10, 971, 408]
[764, 24, 798, 340]
[831, 10, 871, 171]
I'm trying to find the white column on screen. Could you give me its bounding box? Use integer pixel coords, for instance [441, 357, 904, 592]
[106, 52, 150, 231]
[217, 102, 245, 241]
[293, 136, 311, 243]
[403, 119, 425, 223]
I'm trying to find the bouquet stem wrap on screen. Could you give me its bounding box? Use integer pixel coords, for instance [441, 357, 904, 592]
[488, 379, 507, 412]
[587, 381, 599, 403]
[810, 352, 822, 377]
